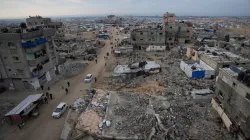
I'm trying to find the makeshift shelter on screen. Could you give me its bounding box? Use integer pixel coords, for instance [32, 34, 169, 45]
[5, 94, 43, 125]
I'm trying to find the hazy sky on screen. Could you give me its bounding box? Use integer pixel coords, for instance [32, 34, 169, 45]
[0, 0, 250, 19]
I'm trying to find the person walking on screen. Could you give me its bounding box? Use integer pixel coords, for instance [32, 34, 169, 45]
[65, 88, 68, 94]
[46, 92, 49, 99]
[95, 59, 97, 63]
[17, 124, 22, 130]
[49, 93, 53, 100]
[48, 86, 50, 91]
[41, 85, 44, 90]
[44, 96, 48, 103]
[105, 63, 106, 66]
[94, 77, 97, 82]
[67, 81, 70, 87]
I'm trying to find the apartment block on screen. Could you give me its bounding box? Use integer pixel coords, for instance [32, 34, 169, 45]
[213, 67, 250, 139]
[26, 15, 64, 38]
[162, 12, 176, 24]
[0, 28, 58, 90]
[131, 23, 193, 49]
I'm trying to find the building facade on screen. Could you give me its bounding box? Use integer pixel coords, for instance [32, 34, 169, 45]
[162, 12, 176, 24]
[26, 16, 52, 28]
[0, 28, 58, 90]
[213, 67, 250, 139]
[26, 16, 64, 39]
[131, 23, 193, 49]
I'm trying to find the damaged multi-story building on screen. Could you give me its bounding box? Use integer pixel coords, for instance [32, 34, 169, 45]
[0, 18, 59, 90]
[26, 15, 64, 39]
[131, 12, 193, 49]
[212, 66, 250, 139]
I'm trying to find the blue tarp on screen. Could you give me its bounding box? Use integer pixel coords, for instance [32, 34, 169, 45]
[22, 38, 47, 48]
[192, 71, 205, 78]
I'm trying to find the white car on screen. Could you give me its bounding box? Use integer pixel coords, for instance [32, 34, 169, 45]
[84, 74, 93, 83]
[52, 102, 68, 118]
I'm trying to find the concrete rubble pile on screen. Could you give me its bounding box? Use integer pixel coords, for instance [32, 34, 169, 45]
[0, 99, 14, 125]
[62, 62, 88, 78]
[98, 46, 234, 139]
[104, 91, 233, 140]
[89, 89, 109, 118]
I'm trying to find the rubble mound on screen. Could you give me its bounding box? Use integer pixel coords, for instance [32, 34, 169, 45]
[62, 63, 88, 78]
[134, 81, 166, 95]
[0, 99, 15, 125]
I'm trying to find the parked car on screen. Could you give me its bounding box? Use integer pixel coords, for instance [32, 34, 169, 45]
[84, 74, 93, 83]
[52, 102, 68, 118]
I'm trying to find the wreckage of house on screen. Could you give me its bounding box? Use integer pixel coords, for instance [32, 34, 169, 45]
[213, 66, 250, 139]
[187, 46, 250, 75]
[112, 61, 161, 82]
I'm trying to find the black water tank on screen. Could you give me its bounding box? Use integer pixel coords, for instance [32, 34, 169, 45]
[243, 74, 250, 83]
[237, 71, 245, 81]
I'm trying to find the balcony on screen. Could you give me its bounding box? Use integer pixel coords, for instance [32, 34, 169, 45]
[22, 38, 47, 48]
[28, 55, 49, 66]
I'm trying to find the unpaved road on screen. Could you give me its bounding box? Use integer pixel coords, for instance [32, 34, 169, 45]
[0, 27, 122, 140]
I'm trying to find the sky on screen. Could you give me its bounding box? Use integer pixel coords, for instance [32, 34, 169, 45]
[0, 0, 250, 19]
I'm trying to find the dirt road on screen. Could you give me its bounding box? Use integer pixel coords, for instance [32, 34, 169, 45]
[0, 27, 121, 140]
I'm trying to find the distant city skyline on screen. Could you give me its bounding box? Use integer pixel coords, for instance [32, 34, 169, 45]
[1, 0, 250, 19]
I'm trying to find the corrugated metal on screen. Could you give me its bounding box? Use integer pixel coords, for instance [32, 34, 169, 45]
[5, 94, 43, 116]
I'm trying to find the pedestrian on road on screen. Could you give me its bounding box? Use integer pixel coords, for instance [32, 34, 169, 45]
[48, 86, 50, 91]
[49, 93, 53, 100]
[46, 92, 49, 98]
[65, 88, 68, 94]
[41, 85, 44, 90]
[94, 77, 97, 82]
[44, 97, 48, 103]
[17, 124, 22, 130]
[105, 63, 106, 66]
[67, 81, 70, 87]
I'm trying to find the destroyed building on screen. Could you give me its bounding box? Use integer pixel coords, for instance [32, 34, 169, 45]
[212, 66, 250, 139]
[186, 46, 250, 75]
[0, 26, 58, 90]
[180, 60, 215, 79]
[162, 12, 176, 24]
[131, 12, 193, 49]
[112, 61, 161, 82]
[26, 15, 64, 39]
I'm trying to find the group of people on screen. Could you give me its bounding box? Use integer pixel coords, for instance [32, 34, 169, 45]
[62, 81, 70, 94]
[41, 85, 52, 104]
[40, 81, 71, 103]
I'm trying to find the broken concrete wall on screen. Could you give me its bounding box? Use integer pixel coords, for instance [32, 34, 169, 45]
[186, 47, 199, 61]
[215, 77, 250, 137]
[211, 98, 232, 130]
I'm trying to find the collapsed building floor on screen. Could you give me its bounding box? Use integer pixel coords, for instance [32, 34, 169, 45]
[74, 46, 236, 140]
